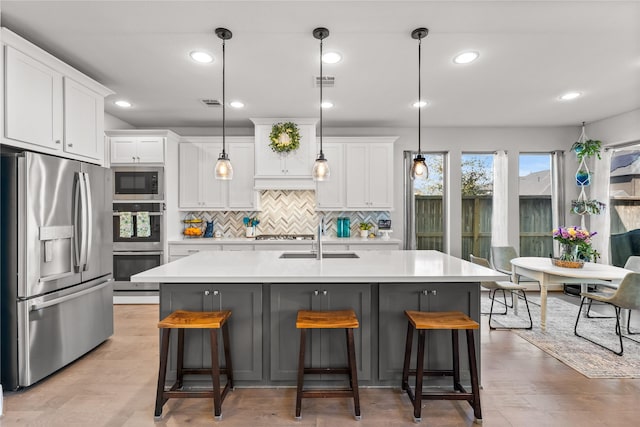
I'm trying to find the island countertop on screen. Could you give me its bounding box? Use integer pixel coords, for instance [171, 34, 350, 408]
[132, 249, 506, 283]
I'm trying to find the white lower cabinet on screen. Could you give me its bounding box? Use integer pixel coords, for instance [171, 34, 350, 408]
[179, 138, 256, 210]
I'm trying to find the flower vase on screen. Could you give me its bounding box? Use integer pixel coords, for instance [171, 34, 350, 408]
[560, 244, 578, 261]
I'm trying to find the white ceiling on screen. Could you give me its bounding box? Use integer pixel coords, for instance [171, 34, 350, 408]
[2, 0, 639, 129]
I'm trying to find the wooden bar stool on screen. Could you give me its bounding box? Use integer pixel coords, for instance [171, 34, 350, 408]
[401, 310, 481, 423]
[154, 310, 233, 420]
[295, 309, 361, 420]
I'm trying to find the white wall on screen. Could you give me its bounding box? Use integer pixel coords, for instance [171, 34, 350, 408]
[587, 108, 640, 147]
[104, 113, 135, 130]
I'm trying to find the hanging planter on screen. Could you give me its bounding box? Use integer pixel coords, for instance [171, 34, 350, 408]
[571, 199, 606, 216]
[575, 169, 591, 186]
[571, 139, 602, 162]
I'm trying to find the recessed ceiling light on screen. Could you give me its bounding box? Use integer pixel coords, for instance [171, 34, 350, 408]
[559, 92, 582, 101]
[413, 100, 428, 108]
[321, 101, 333, 109]
[190, 50, 213, 63]
[322, 52, 342, 64]
[230, 101, 244, 108]
[453, 51, 479, 64]
[114, 100, 132, 108]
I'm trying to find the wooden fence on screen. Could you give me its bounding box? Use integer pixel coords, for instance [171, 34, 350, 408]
[415, 195, 552, 259]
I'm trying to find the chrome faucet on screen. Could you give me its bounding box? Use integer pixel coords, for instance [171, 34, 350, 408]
[316, 216, 325, 260]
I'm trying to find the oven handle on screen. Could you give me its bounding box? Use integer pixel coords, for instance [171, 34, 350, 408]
[113, 212, 163, 216]
[113, 251, 164, 256]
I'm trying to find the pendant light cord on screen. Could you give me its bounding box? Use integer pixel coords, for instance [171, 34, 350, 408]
[222, 38, 226, 156]
[417, 36, 422, 155]
[319, 37, 324, 156]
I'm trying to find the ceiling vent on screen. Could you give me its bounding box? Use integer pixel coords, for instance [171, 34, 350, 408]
[200, 99, 222, 107]
[314, 76, 335, 88]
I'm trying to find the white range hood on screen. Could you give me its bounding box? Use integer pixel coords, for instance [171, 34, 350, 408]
[251, 118, 318, 190]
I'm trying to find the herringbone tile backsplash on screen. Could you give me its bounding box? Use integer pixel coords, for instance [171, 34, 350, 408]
[183, 190, 390, 238]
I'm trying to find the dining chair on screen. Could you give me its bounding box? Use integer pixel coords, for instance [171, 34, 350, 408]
[574, 272, 640, 356]
[586, 255, 640, 328]
[470, 255, 532, 330]
[490, 246, 541, 303]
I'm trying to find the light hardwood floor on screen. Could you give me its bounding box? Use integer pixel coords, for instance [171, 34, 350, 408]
[2, 294, 639, 426]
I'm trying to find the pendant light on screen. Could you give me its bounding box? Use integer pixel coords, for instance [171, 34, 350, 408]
[410, 27, 429, 180]
[312, 27, 330, 181]
[214, 27, 233, 180]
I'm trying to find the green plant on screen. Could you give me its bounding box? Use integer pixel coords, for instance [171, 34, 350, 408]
[571, 139, 602, 162]
[358, 222, 373, 231]
[269, 122, 301, 153]
[571, 199, 606, 215]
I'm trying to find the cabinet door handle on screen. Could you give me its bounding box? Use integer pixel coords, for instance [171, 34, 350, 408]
[213, 290, 220, 296]
[55, 140, 61, 144]
[422, 290, 437, 296]
[314, 290, 319, 296]
[322, 290, 328, 296]
[132, 156, 136, 162]
[68, 143, 73, 147]
[204, 290, 210, 296]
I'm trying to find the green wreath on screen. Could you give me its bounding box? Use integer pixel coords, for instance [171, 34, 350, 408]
[269, 122, 301, 153]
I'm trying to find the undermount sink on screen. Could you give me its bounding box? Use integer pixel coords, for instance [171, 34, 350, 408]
[279, 252, 359, 259]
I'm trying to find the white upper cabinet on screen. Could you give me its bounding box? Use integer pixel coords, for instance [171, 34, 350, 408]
[316, 137, 396, 211]
[251, 118, 317, 190]
[110, 136, 165, 164]
[2, 28, 113, 165]
[4, 46, 63, 151]
[63, 77, 104, 160]
[178, 137, 256, 210]
[315, 142, 345, 209]
[345, 141, 394, 209]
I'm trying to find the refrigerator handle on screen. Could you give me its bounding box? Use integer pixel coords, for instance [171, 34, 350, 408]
[30, 280, 111, 311]
[77, 172, 89, 270]
[73, 172, 82, 270]
[83, 172, 93, 271]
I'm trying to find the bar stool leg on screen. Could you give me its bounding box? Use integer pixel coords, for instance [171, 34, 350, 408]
[346, 328, 361, 420]
[154, 328, 171, 419]
[222, 322, 234, 389]
[176, 329, 185, 389]
[295, 328, 307, 419]
[210, 329, 223, 420]
[452, 330, 462, 392]
[401, 322, 413, 393]
[466, 330, 482, 423]
[414, 329, 426, 422]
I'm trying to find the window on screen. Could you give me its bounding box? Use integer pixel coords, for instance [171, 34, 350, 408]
[414, 154, 445, 250]
[609, 146, 640, 266]
[461, 153, 493, 260]
[519, 154, 553, 257]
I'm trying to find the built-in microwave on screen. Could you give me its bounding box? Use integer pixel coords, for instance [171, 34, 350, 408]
[112, 166, 164, 201]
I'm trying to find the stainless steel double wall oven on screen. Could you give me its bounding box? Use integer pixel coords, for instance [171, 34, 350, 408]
[112, 167, 165, 294]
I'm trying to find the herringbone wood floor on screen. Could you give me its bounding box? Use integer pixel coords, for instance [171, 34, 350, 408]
[3, 294, 640, 426]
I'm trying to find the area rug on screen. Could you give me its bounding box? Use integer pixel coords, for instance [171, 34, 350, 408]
[481, 294, 640, 378]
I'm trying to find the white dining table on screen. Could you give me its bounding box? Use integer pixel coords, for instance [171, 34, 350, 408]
[510, 257, 631, 331]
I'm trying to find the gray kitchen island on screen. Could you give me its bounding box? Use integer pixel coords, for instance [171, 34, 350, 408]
[132, 250, 506, 387]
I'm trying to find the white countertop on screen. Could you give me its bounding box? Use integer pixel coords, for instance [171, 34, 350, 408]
[169, 237, 402, 245]
[132, 249, 507, 283]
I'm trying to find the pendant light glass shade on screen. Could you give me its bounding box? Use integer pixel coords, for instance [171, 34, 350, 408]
[215, 153, 233, 180]
[410, 27, 429, 181]
[312, 153, 330, 181]
[411, 154, 428, 180]
[313, 27, 330, 181]
[215, 27, 233, 180]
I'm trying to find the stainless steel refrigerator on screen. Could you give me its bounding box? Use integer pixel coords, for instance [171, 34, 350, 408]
[1, 149, 113, 390]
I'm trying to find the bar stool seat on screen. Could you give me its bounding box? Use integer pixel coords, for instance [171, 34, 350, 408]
[155, 310, 233, 420]
[401, 310, 482, 423]
[295, 309, 361, 420]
